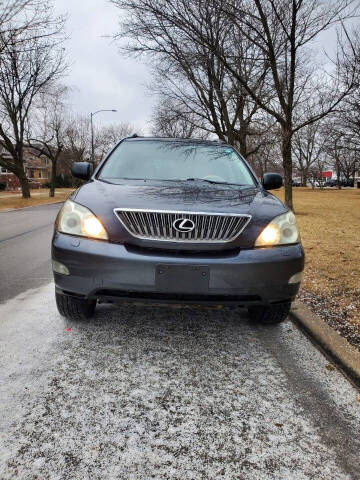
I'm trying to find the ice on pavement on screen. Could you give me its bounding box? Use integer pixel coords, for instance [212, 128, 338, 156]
[0, 283, 359, 479]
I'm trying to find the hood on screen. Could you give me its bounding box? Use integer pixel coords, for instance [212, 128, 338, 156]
[72, 179, 287, 250]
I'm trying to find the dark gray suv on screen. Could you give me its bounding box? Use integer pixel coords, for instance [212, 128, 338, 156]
[52, 137, 304, 323]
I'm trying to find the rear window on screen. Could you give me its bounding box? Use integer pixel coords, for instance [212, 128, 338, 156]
[98, 140, 256, 186]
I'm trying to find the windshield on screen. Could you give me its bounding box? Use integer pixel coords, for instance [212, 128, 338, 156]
[98, 140, 256, 186]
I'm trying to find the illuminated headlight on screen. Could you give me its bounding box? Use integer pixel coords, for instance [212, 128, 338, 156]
[255, 211, 299, 247]
[57, 200, 108, 240]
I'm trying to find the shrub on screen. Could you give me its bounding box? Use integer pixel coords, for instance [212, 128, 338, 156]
[0, 182, 6, 191]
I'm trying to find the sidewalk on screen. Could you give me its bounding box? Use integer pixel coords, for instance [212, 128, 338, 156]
[0, 191, 66, 199]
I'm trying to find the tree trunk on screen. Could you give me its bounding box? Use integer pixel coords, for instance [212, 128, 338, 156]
[336, 160, 341, 190]
[301, 167, 308, 187]
[281, 126, 294, 210]
[237, 131, 247, 158]
[49, 156, 57, 198]
[18, 169, 30, 198]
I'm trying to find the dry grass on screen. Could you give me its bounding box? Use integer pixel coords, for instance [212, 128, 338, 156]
[0, 188, 74, 211]
[274, 187, 360, 326]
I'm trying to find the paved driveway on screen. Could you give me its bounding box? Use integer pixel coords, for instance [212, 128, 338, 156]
[0, 283, 359, 480]
[0, 203, 62, 302]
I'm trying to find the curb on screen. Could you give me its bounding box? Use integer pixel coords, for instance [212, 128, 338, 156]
[0, 200, 64, 213]
[291, 300, 360, 389]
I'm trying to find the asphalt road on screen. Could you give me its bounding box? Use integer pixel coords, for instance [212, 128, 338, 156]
[0, 203, 62, 303]
[0, 204, 360, 479]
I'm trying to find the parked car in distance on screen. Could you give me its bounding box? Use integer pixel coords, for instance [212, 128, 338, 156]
[326, 179, 354, 188]
[325, 179, 338, 187]
[52, 137, 304, 324]
[292, 179, 301, 187]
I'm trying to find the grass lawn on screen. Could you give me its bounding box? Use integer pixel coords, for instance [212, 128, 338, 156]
[0, 188, 74, 211]
[274, 187, 360, 331]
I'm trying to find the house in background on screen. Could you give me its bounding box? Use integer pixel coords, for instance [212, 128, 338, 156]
[0, 165, 20, 189]
[0, 148, 19, 190]
[24, 147, 50, 185]
[0, 146, 50, 190]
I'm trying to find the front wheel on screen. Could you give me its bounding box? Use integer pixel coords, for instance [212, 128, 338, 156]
[56, 291, 96, 320]
[248, 302, 291, 324]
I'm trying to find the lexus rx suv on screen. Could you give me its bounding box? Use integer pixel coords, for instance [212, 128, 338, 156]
[52, 137, 304, 323]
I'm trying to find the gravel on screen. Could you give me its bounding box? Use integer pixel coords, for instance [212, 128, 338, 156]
[298, 288, 360, 351]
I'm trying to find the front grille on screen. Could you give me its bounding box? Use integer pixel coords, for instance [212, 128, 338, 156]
[114, 209, 251, 243]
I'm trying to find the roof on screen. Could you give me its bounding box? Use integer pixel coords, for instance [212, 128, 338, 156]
[317, 171, 332, 178]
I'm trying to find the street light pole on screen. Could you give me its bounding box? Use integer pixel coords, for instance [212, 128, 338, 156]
[90, 109, 117, 167]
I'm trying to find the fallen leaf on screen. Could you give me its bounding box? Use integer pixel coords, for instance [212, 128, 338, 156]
[325, 364, 335, 372]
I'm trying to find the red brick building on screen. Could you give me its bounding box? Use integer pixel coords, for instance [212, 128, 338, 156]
[0, 146, 50, 190]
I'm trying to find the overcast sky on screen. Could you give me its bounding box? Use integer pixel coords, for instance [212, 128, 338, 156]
[53, 1, 350, 136]
[54, 0, 154, 133]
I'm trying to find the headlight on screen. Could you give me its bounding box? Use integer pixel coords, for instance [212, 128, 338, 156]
[57, 200, 108, 240]
[255, 211, 299, 247]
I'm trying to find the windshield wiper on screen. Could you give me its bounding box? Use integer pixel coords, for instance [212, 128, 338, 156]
[99, 177, 150, 183]
[100, 177, 182, 183]
[99, 177, 248, 187]
[184, 178, 247, 187]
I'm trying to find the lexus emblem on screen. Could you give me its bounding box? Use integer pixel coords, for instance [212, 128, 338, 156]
[173, 218, 195, 233]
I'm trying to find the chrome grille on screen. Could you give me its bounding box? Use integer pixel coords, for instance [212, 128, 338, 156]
[114, 209, 251, 243]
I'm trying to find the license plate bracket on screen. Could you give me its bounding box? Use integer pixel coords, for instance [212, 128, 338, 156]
[156, 264, 210, 293]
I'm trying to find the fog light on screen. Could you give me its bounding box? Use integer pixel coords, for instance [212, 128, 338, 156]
[52, 260, 70, 276]
[289, 272, 303, 284]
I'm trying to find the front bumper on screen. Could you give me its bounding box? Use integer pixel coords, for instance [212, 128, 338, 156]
[52, 233, 304, 306]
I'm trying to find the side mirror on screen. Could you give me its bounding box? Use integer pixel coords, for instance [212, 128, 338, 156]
[262, 172, 283, 190]
[71, 162, 92, 181]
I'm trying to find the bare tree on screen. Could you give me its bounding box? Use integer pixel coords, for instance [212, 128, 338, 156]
[338, 142, 359, 182]
[218, 0, 359, 207]
[95, 122, 139, 161]
[64, 114, 90, 164]
[324, 29, 360, 185]
[152, 98, 210, 138]
[27, 85, 68, 197]
[0, 1, 47, 53]
[0, 0, 66, 197]
[114, 0, 360, 209]
[112, 0, 273, 158]
[293, 122, 325, 186]
[247, 123, 283, 178]
[323, 119, 359, 186]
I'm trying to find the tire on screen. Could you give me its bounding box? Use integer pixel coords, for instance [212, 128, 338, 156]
[247, 302, 291, 324]
[56, 291, 96, 320]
